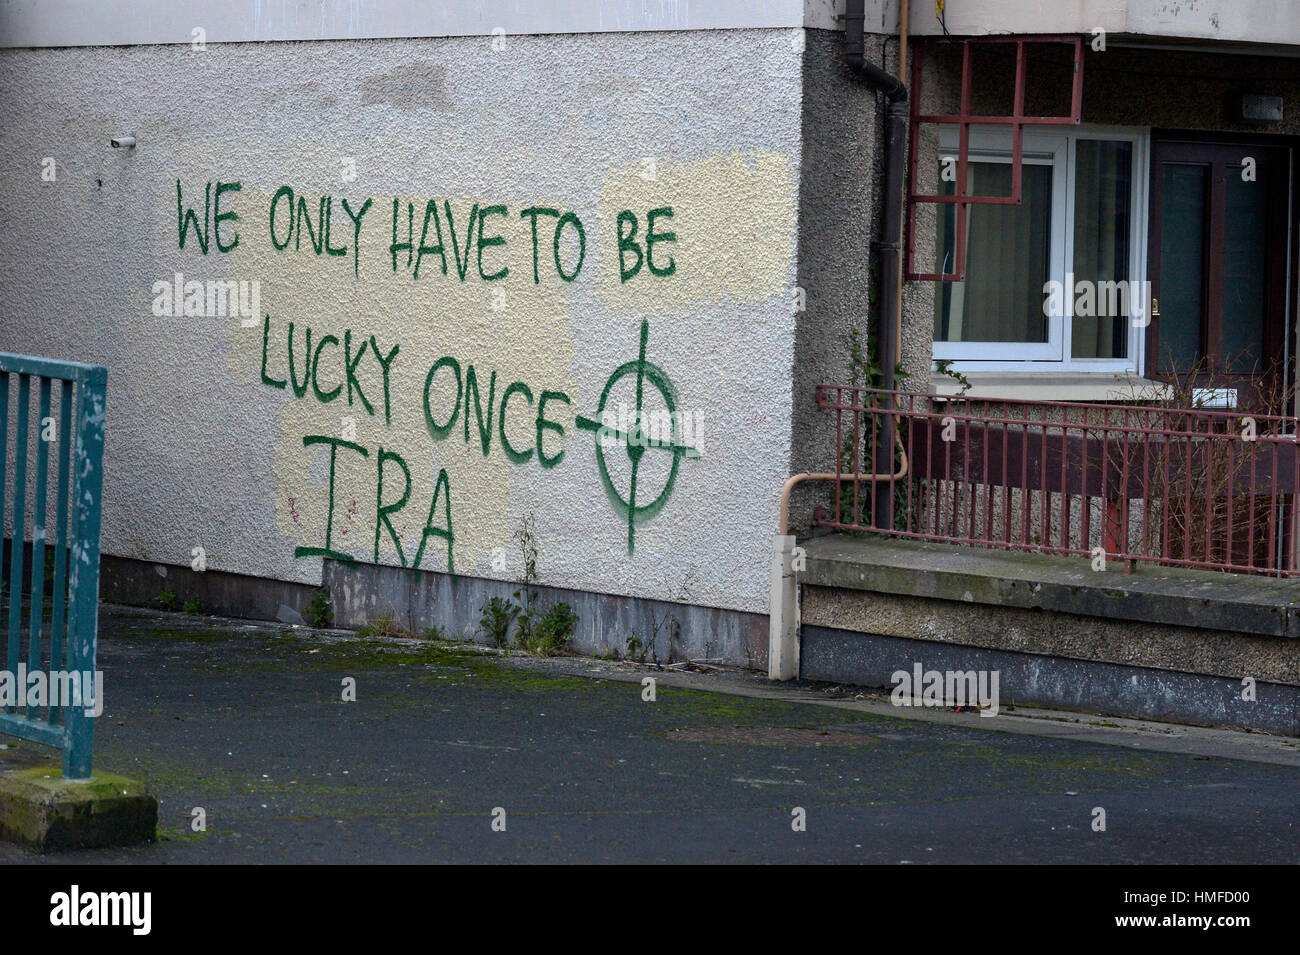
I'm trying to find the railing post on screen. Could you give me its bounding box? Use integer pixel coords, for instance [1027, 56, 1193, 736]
[62, 366, 106, 781]
[873, 394, 896, 531]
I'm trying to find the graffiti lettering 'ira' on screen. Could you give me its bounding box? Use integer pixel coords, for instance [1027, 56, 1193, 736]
[292, 435, 455, 574]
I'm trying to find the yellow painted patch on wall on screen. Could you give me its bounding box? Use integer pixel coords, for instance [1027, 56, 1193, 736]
[598, 151, 796, 309]
[223, 187, 577, 575]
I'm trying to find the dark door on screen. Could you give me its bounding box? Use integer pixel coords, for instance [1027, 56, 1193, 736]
[1147, 139, 1291, 412]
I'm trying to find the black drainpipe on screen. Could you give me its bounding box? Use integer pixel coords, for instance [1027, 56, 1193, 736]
[844, 0, 907, 529]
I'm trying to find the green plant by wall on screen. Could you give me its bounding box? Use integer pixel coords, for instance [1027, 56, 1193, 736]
[156, 589, 179, 612]
[356, 609, 410, 639]
[839, 326, 913, 532]
[304, 587, 333, 628]
[932, 357, 972, 396]
[847, 324, 909, 392]
[624, 633, 644, 663]
[522, 602, 578, 656]
[182, 597, 204, 616]
[510, 514, 540, 650]
[628, 609, 681, 665]
[472, 514, 577, 656]
[478, 596, 517, 648]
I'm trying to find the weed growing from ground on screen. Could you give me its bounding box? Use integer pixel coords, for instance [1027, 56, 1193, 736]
[304, 587, 333, 628]
[478, 596, 518, 648]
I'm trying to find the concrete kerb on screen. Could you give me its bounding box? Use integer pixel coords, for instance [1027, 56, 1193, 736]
[800, 535, 1300, 639]
[497, 652, 1300, 768]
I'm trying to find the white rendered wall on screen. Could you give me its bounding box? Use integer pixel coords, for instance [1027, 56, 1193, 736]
[0, 29, 805, 614]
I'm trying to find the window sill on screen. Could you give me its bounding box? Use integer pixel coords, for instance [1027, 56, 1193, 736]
[930, 372, 1171, 403]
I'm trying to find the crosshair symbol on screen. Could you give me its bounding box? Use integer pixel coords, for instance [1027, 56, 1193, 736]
[575, 319, 698, 554]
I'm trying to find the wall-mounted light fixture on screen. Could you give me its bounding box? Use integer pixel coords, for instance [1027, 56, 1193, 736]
[1235, 93, 1283, 124]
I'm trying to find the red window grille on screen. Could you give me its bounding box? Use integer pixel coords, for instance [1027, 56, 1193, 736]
[906, 36, 1085, 281]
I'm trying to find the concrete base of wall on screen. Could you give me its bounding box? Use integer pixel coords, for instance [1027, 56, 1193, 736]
[323, 559, 769, 668]
[86, 551, 768, 667]
[98, 553, 322, 625]
[802, 624, 1300, 736]
[77, 542, 1299, 734]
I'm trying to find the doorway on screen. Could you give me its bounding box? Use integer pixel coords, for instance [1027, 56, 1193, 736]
[1147, 137, 1292, 412]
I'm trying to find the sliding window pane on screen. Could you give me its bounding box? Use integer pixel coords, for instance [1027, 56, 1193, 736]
[934, 162, 1053, 344]
[1071, 140, 1132, 359]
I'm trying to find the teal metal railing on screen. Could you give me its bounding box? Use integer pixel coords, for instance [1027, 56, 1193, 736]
[0, 352, 106, 780]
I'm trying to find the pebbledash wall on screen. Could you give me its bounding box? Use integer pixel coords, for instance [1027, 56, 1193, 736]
[0, 2, 884, 665]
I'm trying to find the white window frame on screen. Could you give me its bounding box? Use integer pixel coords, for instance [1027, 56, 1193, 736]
[931, 125, 1151, 375]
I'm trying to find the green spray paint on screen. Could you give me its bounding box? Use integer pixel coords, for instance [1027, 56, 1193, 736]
[396, 199, 482, 281]
[423, 356, 461, 441]
[646, 207, 676, 277]
[575, 320, 695, 553]
[464, 365, 496, 455]
[270, 186, 295, 250]
[176, 180, 211, 254]
[390, 198, 414, 272]
[414, 199, 446, 279]
[520, 206, 560, 284]
[499, 381, 535, 464]
[554, 211, 585, 281]
[476, 205, 509, 281]
[370, 337, 400, 425]
[616, 210, 640, 281]
[412, 468, 454, 572]
[214, 181, 241, 253]
[374, 446, 411, 566]
[261, 316, 287, 390]
[293, 435, 369, 563]
[520, 206, 586, 282]
[287, 322, 312, 399]
[296, 195, 326, 254]
[344, 329, 373, 415]
[341, 198, 372, 277]
[536, 391, 571, 469]
[261, 317, 397, 423]
[312, 334, 342, 403]
[616, 207, 676, 282]
[324, 198, 348, 257]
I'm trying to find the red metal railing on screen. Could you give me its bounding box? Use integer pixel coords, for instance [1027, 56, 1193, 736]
[815, 386, 1300, 577]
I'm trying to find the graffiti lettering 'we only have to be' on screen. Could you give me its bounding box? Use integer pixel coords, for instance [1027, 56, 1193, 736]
[173, 178, 699, 570]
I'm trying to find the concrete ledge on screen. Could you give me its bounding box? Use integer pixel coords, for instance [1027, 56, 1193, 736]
[0, 764, 157, 852]
[930, 372, 1173, 403]
[804, 585, 1300, 686]
[802, 625, 1300, 736]
[802, 535, 1300, 639]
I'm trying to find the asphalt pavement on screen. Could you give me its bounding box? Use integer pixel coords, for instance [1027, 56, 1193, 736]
[3, 605, 1297, 864]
